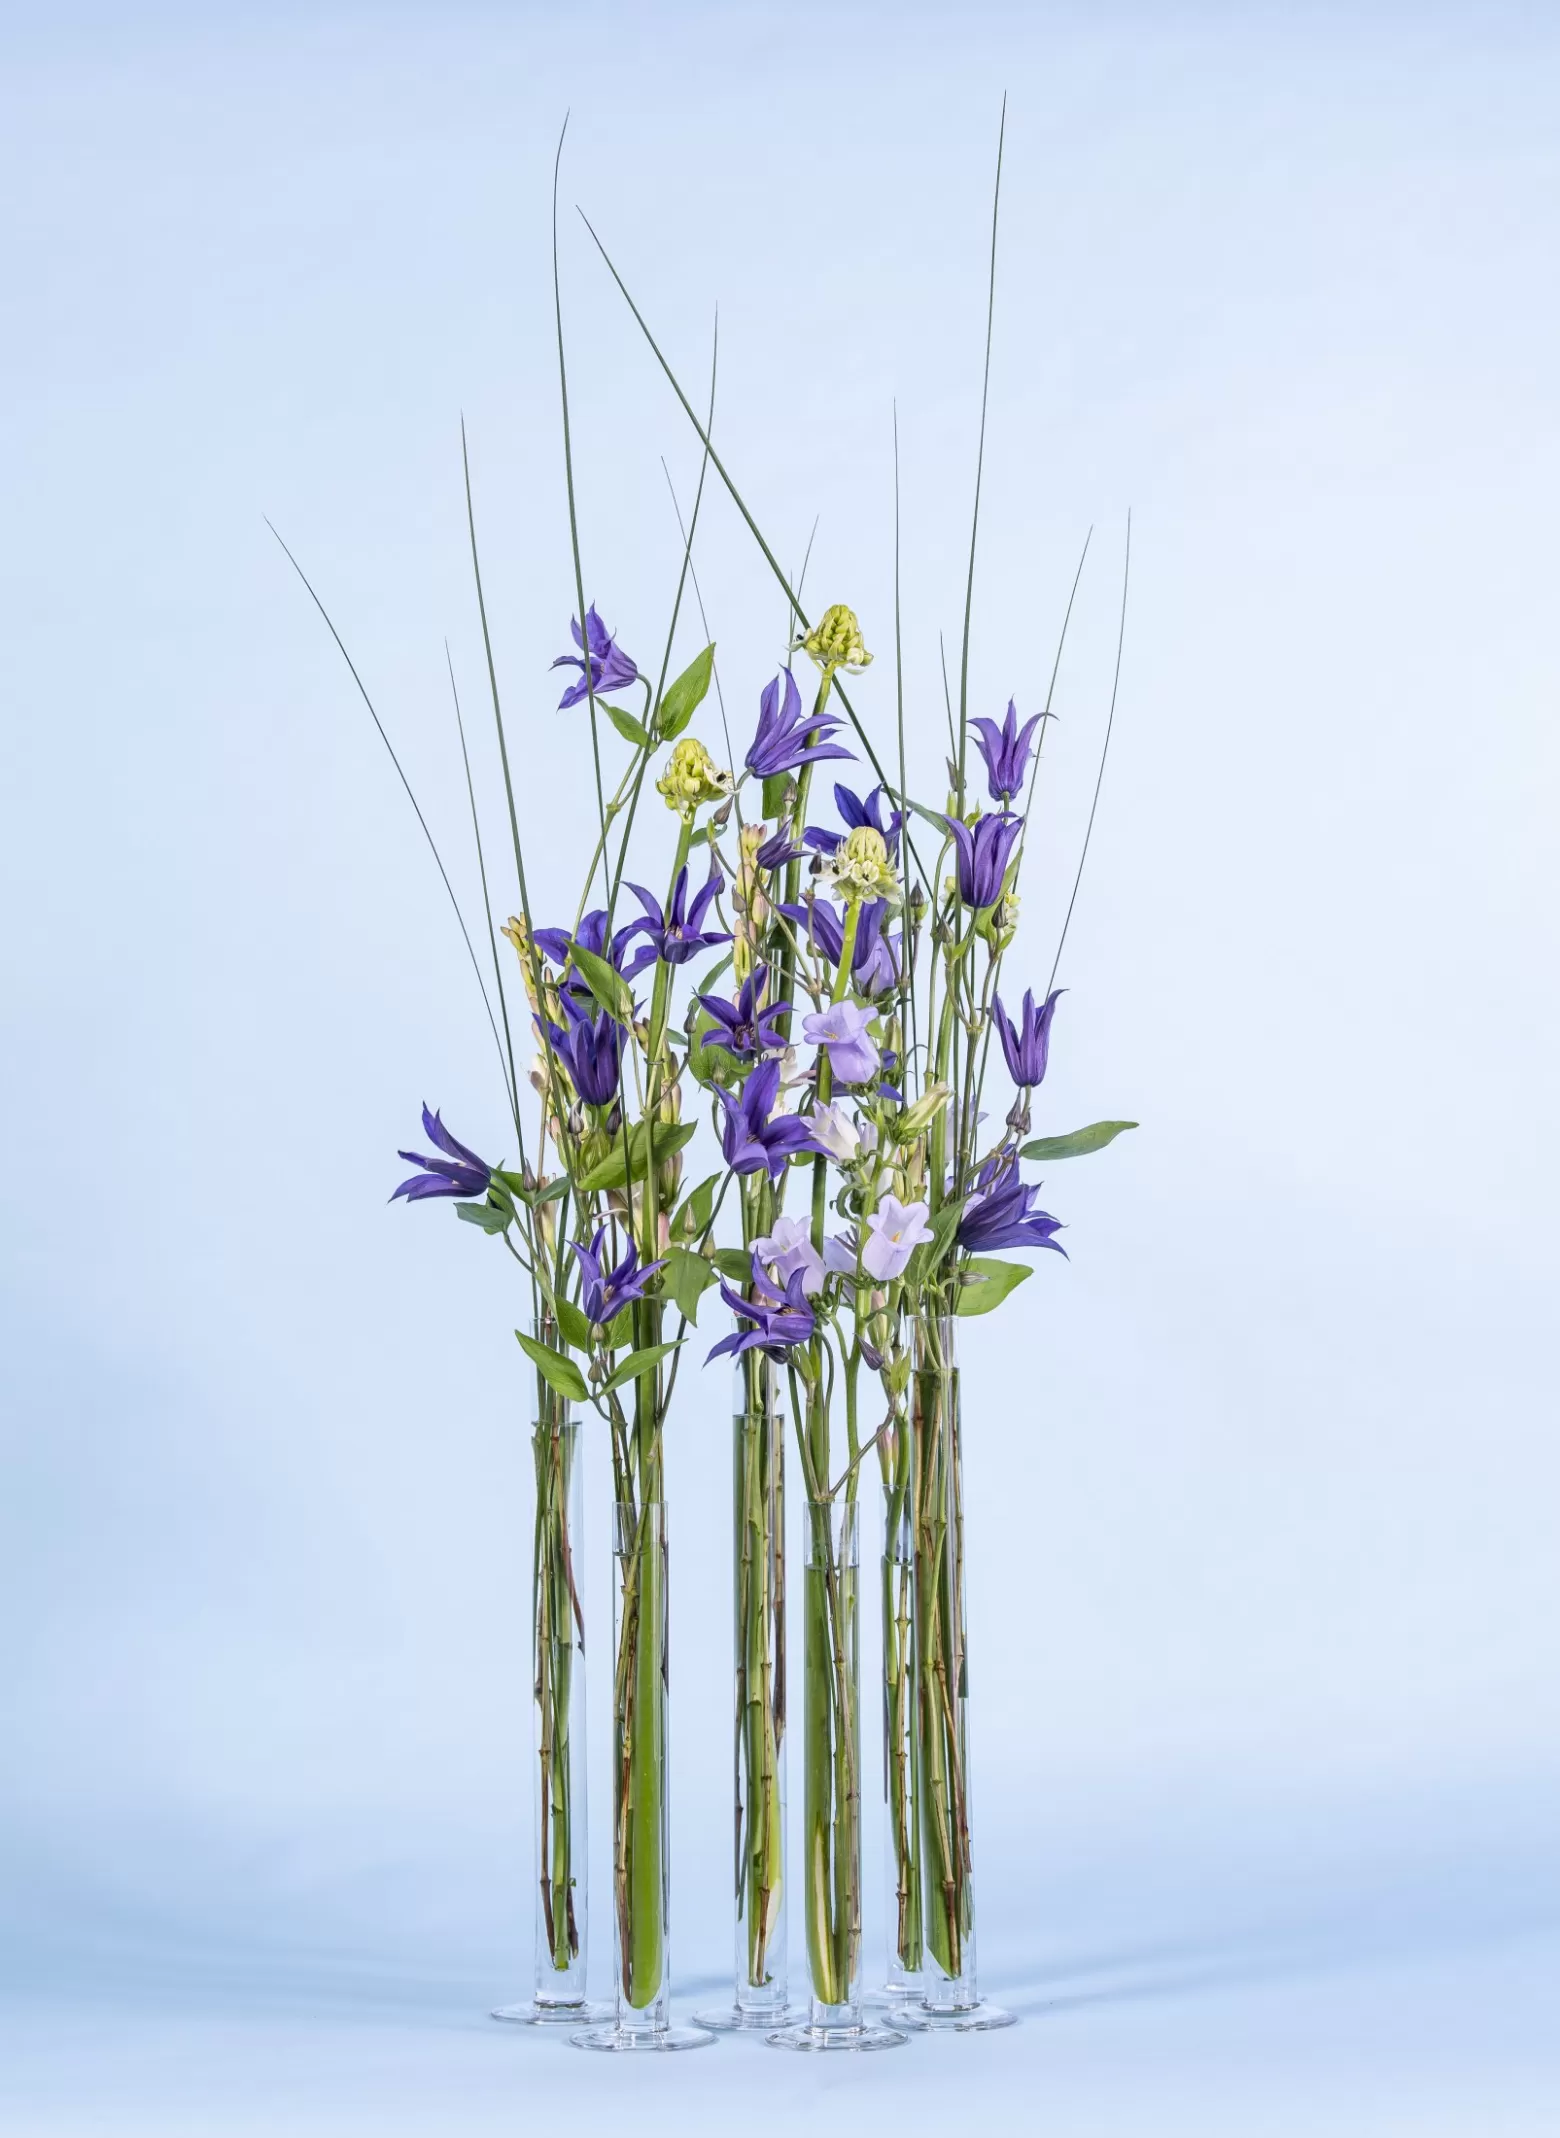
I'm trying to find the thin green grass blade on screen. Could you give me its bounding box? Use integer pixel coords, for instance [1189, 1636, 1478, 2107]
[1047, 511, 1131, 994]
[957, 94, 1006, 799]
[445, 641, 526, 1157]
[266, 520, 512, 1104]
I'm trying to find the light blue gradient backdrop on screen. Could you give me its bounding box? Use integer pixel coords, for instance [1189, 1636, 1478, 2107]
[2, 6, 1557, 2132]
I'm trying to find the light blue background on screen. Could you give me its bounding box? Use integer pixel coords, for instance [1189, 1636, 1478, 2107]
[3, 5, 1557, 2132]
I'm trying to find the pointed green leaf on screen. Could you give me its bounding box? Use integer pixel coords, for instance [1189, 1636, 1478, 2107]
[904, 1201, 962, 1285]
[579, 1119, 698, 1194]
[954, 1256, 1033, 1317]
[761, 772, 791, 818]
[568, 942, 635, 1025]
[663, 1245, 718, 1324]
[515, 1330, 589, 1402]
[656, 642, 715, 740]
[605, 702, 650, 748]
[599, 1340, 683, 1396]
[711, 1247, 752, 1283]
[1019, 1121, 1138, 1163]
[456, 1200, 510, 1234]
[556, 1299, 594, 1353]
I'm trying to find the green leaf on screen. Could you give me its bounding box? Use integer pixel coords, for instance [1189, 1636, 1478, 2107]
[693, 950, 733, 995]
[556, 1299, 594, 1353]
[605, 702, 650, 748]
[1020, 1120, 1139, 1163]
[599, 1340, 683, 1395]
[656, 642, 714, 740]
[602, 1304, 634, 1351]
[456, 1200, 510, 1234]
[515, 1330, 589, 1403]
[568, 942, 635, 1025]
[904, 1201, 962, 1285]
[579, 1119, 698, 1194]
[954, 1256, 1032, 1317]
[761, 772, 791, 818]
[662, 1245, 718, 1324]
[711, 1247, 752, 1282]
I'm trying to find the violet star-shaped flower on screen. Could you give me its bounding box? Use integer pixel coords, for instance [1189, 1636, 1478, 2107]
[552, 606, 639, 711]
[991, 986, 1064, 1088]
[625, 865, 730, 967]
[957, 1163, 1066, 1254]
[698, 963, 791, 1059]
[803, 999, 880, 1085]
[971, 698, 1044, 805]
[744, 667, 854, 781]
[545, 991, 623, 1107]
[946, 811, 1023, 910]
[391, 1106, 493, 1202]
[706, 1251, 817, 1363]
[779, 897, 901, 998]
[533, 906, 656, 996]
[713, 1057, 822, 1180]
[570, 1226, 664, 1327]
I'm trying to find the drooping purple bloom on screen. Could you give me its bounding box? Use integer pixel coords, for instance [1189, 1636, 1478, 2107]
[545, 991, 623, 1106]
[946, 811, 1023, 910]
[957, 1165, 1067, 1255]
[552, 606, 639, 711]
[971, 699, 1044, 804]
[706, 1251, 817, 1363]
[713, 1057, 823, 1180]
[991, 986, 1064, 1088]
[744, 667, 854, 781]
[533, 907, 657, 998]
[779, 897, 901, 998]
[754, 828, 804, 870]
[625, 865, 730, 967]
[571, 1226, 665, 1327]
[804, 782, 903, 861]
[698, 963, 791, 1059]
[392, 1105, 493, 1202]
[803, 1000, 880, 1085]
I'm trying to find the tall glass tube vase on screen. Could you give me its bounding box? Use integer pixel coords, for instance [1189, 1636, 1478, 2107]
[902, 1315, 1015, 2032]
[572, 1499, 710, 2052]
[768, 1497, 904, 2053]
[879, 1395, 924, 2007]
[696, 1357, 800, 2030]
[493, 1316, 610, 2027]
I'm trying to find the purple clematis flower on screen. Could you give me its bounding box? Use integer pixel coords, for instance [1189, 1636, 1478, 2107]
[971, 699, 1044, 804]
[713, 1057, 822, 1180]
[946, 811, 1022, 910]
[626, 865, 730, 967]
[533, 907, 656, 994]
[745, 667, 854, 781]
[957, 1164, 1067, 1255]
[804, 782, 902, 861]
[552, 607, 639, 711]
[571, 1226, 664, 1327]
[803, 1000, 881, 1084]
[779, 898, 901, 998]
[545, 990, 623, 1106]
[698, 963, 791, 1059]
[991, 986, 1064, 1088]
[392, 1106, 492, 1202]
[754, 827, 804, 870]
[706, 1251, 817, 1363]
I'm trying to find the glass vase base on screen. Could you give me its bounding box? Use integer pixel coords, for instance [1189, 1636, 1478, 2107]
[570, 2021, 714, 2054]
[694, 2002, 805, 2032]
[491, 1999, 614, 2027]
[863, 1984, 923, 2010]
[901, 1998, 1016, 2033]
[765, 2018, 906, 2053]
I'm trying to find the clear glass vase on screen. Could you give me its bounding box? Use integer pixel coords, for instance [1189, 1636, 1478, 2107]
[902, 1315, 1014, 2032]
[879, 1395, 924, 2008]
[572, 1498, 710, 2052]
[492, 1315, 610, 2027]
[696, 1357, 799, 2031]
[768, 1496, 904, 2053]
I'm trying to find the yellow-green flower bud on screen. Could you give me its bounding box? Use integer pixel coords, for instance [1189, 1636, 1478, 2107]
[824, 823, 901, 907]
[501, 916, 541, 1010]
[895, 1082, 954, 1142]
[796, 602, 872, 676]
[656, 735, 732, 816]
